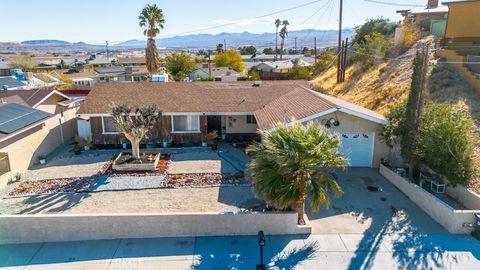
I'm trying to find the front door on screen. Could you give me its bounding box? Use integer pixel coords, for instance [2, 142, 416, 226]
[207, 115, 222, 135]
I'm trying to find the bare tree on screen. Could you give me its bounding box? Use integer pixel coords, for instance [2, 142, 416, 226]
[111, 103, 158, 159]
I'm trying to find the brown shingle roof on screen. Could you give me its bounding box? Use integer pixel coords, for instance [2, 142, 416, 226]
[77, 81, 309, 115]
[254, 87, 388, 130]
[77, 81, 387, 130]
[254, 88, 337, 130]
[0, 90, 67, 108]
[117, 57, 146, 65]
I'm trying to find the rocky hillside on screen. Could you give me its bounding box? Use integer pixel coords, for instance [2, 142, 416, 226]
[311, 37, 480, 193]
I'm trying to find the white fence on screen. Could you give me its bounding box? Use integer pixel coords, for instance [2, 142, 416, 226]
[379, 164, 480, 234]
[0, 211, 311, 244]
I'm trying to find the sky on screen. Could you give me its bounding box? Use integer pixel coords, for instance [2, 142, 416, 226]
[0, 0, 433, 44]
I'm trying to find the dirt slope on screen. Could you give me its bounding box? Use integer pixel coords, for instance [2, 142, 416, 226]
[311, 37, 480, 193]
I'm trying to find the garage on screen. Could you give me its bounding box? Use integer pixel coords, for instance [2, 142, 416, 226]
[338, 132, 374, 167]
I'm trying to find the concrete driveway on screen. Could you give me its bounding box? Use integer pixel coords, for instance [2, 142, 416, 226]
[1, 234, 479, 269]
[307, 168, 446, 234]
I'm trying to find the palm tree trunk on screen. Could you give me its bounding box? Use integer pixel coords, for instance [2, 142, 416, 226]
[146, 38, 161, 75]
[280, 38, 285, 60]
[275, 28, 278, 61]
[296, 197, 307, 225]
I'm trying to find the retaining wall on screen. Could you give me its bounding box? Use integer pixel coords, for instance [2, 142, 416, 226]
[0, 211, 311, 244]
[379, 164, 480, 234]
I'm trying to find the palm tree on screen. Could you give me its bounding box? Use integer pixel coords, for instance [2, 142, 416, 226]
[139, 4, 165, 75]
[274, 19, 281, 61]
[248, 123, 347, 225]
[279, 20, 289, 60]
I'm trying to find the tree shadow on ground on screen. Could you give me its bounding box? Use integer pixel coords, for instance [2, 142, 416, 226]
[269, 239, 318, 270]
[15, 192, 91, 214]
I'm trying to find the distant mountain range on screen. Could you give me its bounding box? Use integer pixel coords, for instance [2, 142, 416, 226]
[0, 29, 354, 54]
[116, 29, 355, 49]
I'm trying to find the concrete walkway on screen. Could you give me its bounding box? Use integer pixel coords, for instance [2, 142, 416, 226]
[218, 144, 251, 173]
[1, 233, 479, 269]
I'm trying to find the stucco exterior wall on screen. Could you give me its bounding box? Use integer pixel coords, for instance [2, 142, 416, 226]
[0, 212, 311, 244]
[0, 106, 78, 188]
[225, 115, 258, 134]
[308, 111, 390, 168]
[445, 2, 480, 39]
[380, 164, 480, 234]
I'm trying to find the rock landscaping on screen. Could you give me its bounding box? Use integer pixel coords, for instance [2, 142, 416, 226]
[163, 173, 249, 187]
[8, 177, 96, 197]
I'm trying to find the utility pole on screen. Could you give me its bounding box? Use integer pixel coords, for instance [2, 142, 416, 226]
[106, 41, 110, 61]
[336, 0, 343, 84]
[208, 50, 212, 77]
[224, 39, 227, 51]
[294, 37, 297, 53]
[314, 37, 317, 64]
[338, 40, 344, 83]
[342, 38, 348, 82]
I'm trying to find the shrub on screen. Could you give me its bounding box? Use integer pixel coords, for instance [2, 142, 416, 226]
[381, 100, 476, 186]
[354, 17, 397, 44]
[287, 60, 312, 80]
[400, 18, 420, 47]
[351, 32, 392, 70]
[417, 102, 475, 185]
[248, 70, 261, 81]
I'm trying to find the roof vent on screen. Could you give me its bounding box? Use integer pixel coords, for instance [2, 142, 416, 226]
[252, 81, 262, 87]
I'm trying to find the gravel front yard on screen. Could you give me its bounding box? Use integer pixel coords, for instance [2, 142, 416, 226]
[0, 186, 260, 215]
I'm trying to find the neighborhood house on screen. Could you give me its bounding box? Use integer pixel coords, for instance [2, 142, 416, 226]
[0, 90, 82, 187]
[77, 81, 389, 168]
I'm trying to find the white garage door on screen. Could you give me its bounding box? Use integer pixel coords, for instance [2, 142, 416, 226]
[338, 133, 374, 167]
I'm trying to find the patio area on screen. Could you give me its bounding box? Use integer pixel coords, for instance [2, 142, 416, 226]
[0, 144, 257, 215]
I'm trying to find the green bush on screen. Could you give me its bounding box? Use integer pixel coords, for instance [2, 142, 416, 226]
[417, 102, 475, 185]
[381, 100, 476, 186]
[354, 17, 397, 44]
[287, 60, 312, 80]
[351, 32, 392, 70]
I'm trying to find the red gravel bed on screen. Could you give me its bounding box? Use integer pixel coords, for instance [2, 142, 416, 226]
[163, 173, 250, 187]
[8, 177, 96, 197]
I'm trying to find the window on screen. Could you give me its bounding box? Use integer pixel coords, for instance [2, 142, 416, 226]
[172, 115, 200, 133]
[246, 115, 257, 124]
[0, 153, 10, 176]
[102, 117, 120, 134]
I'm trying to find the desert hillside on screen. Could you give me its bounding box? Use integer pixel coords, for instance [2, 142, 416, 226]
[311, 37, 480, 193]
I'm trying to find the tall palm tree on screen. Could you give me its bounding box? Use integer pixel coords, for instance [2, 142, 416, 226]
[139, 4, 165, 75]
[274, 19, 281, 61]
[279, 20, 289, 60]
[248, 123, 347, 225]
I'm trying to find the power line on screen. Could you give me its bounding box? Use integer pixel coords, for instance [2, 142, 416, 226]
[363, 0, 425, 7]
[298, 0, 335, 43]
[160, 0, 330, 38]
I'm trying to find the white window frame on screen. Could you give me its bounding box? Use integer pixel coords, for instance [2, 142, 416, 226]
[246, 115, 257, 124]
[171, 115, 201, 133]
[101, 116, 120, 134]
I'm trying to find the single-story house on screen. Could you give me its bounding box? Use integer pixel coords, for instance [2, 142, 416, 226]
[0, 90, 82, 188]
[189, 67, 244, 81]
[76, 81, 389, 168]
[117, 56, 147, 66]
[251, 59, 312, 74]
[55, 66, 149, 89]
